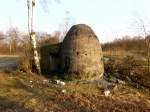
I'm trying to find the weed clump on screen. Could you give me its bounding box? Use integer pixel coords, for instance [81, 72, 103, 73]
[104, 56, 150, 88]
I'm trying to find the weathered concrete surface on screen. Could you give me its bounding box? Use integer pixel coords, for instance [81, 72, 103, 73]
[61, 24, 104, 80]
[0, 55, 20, 71]
[40, 43, 61, 74]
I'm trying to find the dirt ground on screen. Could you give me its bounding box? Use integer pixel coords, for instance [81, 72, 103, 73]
[0, 71, 149, 112]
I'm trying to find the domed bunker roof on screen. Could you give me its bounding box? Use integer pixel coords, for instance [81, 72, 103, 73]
[64, 24, 98, 39]
[61, 24, 104, 80]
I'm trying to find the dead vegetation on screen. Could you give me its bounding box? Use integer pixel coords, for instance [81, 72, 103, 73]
[104, 56, 150, 88]
[0, 71, 149, 112]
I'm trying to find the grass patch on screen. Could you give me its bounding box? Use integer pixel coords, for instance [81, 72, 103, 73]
[0, 71, 149, 112]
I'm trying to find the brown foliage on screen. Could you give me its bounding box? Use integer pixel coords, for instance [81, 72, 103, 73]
[102, 36, 147, 55]
[104, 56, 150, 88]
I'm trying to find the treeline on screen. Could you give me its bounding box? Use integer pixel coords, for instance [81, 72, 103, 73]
[102, 36, 149, 55]
[0, 27, 61, 55]
[1, 27, 149, 56]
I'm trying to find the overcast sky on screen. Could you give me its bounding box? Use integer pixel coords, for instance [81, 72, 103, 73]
[0, 0, 150, 43]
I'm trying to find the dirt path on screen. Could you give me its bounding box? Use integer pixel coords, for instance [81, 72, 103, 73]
[0, 55, 20, 71]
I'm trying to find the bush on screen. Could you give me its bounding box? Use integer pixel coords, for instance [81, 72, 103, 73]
[104, 56, 150, 88]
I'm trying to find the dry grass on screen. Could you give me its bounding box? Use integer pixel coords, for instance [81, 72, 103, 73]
[0, 71, 149, 112]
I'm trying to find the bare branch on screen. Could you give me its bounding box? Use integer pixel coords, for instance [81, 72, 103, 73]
[39, 0, 61, 13]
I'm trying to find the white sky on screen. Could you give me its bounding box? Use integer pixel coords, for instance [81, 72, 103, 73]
[0, 0, 150, 43]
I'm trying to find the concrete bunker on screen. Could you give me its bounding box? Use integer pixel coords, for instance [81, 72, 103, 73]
[40, 24, 104, 80]
[40, 43, 61, 74]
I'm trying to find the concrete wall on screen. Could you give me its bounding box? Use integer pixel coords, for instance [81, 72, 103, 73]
[61, 24, 104, 80]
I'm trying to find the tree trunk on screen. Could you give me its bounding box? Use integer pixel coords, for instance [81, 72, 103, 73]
[9, 43, 12, 55]
[146, 37, 150, 73]
[27, 0, 41, 74]
[30, 32, 41, 74]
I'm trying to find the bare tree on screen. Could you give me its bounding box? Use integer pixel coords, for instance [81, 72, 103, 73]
[0, 32, 5, 40]
[134, 18, 150, 72]
[146, 35, 150, 72]
[27, 0, 41, 74]
[27, 0, 61, 74]
[6, 27, 20, 55]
